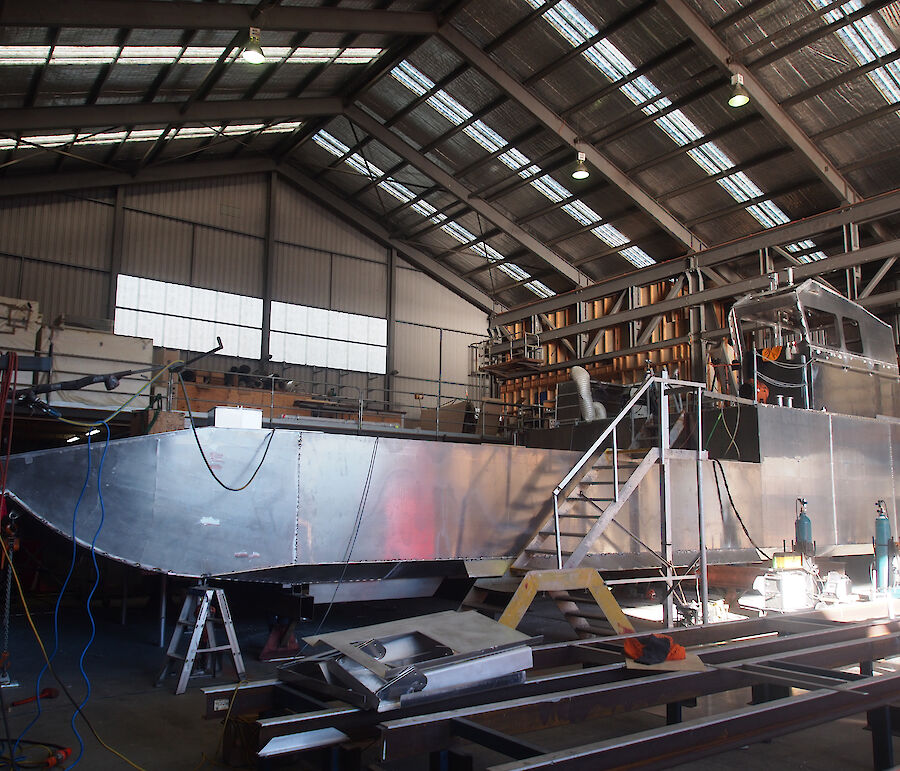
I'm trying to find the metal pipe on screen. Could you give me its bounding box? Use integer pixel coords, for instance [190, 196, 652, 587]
[552, 493, 563, 570]
[697, 386, 709, 624]
[612, 430, 619, 503]
[571, 365, 596, 422]
[659, 377, 675, 626]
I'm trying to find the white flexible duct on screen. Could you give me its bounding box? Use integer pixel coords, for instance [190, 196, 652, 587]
[571, 366, 606, 422]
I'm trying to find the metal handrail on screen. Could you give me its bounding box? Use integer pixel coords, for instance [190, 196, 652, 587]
[552, 375, 655, 498]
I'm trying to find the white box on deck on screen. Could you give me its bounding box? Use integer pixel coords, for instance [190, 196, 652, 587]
[208, 406, 263, 429]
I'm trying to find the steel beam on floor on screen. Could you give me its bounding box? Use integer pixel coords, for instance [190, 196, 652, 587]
[238, 615, 899, 747]
[378, 625, 900, 761]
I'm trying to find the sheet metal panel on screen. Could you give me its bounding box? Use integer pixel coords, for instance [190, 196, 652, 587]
[274, 178, 386, 263]
[0, 194, 114, 270]
[757, 406, 837, 545]
[5, 428, 579, 579]
[126, 176, 268, 237]
[830, 414, 894, 545]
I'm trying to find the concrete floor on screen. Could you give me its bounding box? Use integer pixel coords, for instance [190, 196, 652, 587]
[1, 584, 896, 770]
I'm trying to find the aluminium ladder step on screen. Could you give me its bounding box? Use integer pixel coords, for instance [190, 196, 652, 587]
[525, 547, 573, 556]
[567, 496, 613, 502]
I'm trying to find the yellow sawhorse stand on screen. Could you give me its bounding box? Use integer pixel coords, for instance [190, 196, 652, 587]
[498, 568, 635, 636]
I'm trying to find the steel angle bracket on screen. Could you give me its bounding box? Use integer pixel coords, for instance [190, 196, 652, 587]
[498, 568, 635, 635]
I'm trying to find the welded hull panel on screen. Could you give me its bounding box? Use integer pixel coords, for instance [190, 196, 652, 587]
[4, 428, 579, 579]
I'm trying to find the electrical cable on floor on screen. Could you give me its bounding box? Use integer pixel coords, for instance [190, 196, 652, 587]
[306, 438, 379, 645]
[177, 372, 276, 491]
[68, 423, 110, 770]
[0, 537, 147, 771]
[0, 737, 70, 769]
[711, 458, 770, 560]
[13, 429, 95, 763]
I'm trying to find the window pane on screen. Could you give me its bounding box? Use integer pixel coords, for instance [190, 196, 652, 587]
[345, 341, 364, 372]
[116, 274, 139, 309]
[114, 308, 137, 337]
[285, 303, 308, 334]
[136, 311, 164, 344]
[242, 296, 263, 327]
[367, 345, 386, 374]
[285, 333, 307, 365]
[368, 317, 387, 346]
[217, 291, 242, 324]
[307, 307, 328, 337]
[237, 327, 260, 360]
[326, 339, 348, 370]
[269, 331, 286, 363]
[347, 314, 367, 344]
[191, 287, 217, 321]
[167, 282, 191, 315]
[163, 314, 190, 350]
[329, 311, 349, 342]
[139, 278, 167, 313]
[306, 336, 327, 367]
[189, 319, 215, 352]
[270, 301, 286, 332]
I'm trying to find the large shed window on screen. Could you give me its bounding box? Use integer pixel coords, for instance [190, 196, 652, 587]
[114, 274, 262, 358]
[269, 301, 386, 374]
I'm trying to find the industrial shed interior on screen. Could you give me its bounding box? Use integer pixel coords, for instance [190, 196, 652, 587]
[2, 0, 900, 768]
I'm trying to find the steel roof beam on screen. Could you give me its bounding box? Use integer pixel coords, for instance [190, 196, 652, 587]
[345, 104, 590, 288]
[538, 237, 900, 343]
[278, 164, 497, 315]
[660, 0, 862, 206]
[0, 157, 279, 197]
[0, 0, 439, 34]
[490, 187, 900, 325]
[439, 24, 706, 254]
[0, 97, 343, 133]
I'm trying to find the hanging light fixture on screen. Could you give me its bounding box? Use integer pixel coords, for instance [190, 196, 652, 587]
[728, 73, 750, 108]
[241, 27, 265, 64]
[571, 150, 590, 180]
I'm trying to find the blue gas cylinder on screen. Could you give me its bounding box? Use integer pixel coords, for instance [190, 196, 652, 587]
[875, 500, 891, 591]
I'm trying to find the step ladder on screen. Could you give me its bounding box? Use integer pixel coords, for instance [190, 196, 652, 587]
[157, 585, 246, 695]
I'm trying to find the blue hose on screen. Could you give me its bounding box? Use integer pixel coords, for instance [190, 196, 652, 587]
[14, 434, 93, 763]
[68, 424, 110, 769]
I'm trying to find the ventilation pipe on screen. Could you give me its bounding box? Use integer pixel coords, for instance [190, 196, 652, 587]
[571, 366, 606, 422]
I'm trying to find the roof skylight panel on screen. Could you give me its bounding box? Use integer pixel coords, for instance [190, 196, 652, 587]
[312, 128, 551, 296]
[0, 46, 50, 65]
[390, 60, 657, 268]
[810, 0, 900, 107]
[1, 122, 302, 152]
[527, 0, 824, 240]
[0, 45, 381, 67]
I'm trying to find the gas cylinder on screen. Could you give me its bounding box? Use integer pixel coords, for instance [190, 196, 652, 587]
[875, 500, 891, 591]
[794, 498, 813, 556]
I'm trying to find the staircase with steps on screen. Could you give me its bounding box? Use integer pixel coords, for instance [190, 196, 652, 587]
[512, 446, 659, 573]
[463, 377, 672, 635]
[463, 377, 705, 636]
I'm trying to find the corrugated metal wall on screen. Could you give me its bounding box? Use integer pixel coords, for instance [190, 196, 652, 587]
[0, 175, 488, 398]
[274, 177, 386, 263]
